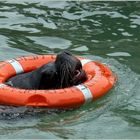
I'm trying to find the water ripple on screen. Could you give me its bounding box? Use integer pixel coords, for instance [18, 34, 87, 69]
[0, 1, 140, 139]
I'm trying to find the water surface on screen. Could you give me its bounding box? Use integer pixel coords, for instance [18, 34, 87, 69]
[0, 1, 140, 139]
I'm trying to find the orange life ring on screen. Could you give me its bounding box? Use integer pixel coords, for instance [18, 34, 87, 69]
[0, 55, 116, 109]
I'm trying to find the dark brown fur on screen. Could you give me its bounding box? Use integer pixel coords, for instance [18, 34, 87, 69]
[6, 51, 87, 90]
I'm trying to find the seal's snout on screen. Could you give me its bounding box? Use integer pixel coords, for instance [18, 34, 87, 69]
[54, 51, 87, 88]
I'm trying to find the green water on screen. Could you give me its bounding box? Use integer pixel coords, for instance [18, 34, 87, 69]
[0, 1, 140, 139]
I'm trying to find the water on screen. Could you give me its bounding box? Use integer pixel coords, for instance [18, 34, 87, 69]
[0, 1, 140, 139]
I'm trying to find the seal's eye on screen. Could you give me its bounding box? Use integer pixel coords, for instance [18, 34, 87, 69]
[74, 70, 81, 77]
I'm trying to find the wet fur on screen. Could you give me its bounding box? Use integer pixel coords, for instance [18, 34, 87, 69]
[6, 51, 87, 90]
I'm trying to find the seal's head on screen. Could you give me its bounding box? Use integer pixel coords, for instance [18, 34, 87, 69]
[55, 51, 87, 88]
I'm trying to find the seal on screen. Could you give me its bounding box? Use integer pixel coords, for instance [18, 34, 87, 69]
[6, 51, 87, 90]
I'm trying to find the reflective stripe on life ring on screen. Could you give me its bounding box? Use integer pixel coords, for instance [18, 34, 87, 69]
[7, 59, 24, 74]
[75, 84, 93, 103]
[78, 59, 93, 103]
[81, 59, 92, 66]
[0, 83, 6, 88]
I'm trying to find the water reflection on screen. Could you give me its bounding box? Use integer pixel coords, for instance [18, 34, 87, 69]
[27, 36, 72, 49]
